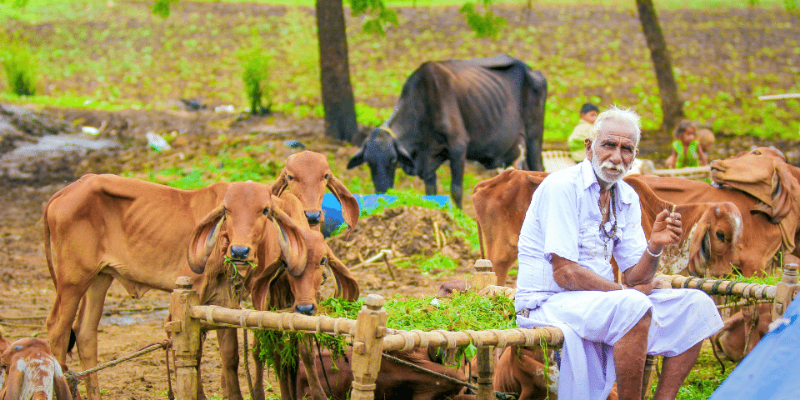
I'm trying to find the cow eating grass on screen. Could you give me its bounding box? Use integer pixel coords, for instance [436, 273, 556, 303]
[347, 54, 547, 209]
[43, 175, 308, 400]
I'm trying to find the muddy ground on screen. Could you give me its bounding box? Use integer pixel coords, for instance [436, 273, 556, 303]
[1, 102, 795, 399]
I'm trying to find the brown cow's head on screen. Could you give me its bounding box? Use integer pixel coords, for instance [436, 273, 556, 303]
[1, 337, 73, 400]
[187, 181, 307, 286]
[711, 147, 798, 224]
[687, 202, 743, 277]
[273, 151, 360, 235]
[713, 303, 772, 363]
[249, 193, 359, 315]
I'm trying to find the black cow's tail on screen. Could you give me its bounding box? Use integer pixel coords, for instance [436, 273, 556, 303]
[68, 328, 77, 355]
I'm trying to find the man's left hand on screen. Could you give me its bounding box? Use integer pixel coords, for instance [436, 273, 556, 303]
[649, 208, 682, 252]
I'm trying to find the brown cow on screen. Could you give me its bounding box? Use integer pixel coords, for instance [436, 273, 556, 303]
[272, 151, 360, 235]
[248, 192, 360, 400]
[472, 169, 743, 286]
[713, 303, 772, 363]
[43, 175, 307, 400]
[291, 347, 469, 400]
[1, 337, 73, 400]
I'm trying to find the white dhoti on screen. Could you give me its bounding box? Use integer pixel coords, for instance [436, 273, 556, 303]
[516, 288, 724, 400]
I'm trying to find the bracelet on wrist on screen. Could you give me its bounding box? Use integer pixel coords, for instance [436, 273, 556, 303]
[645, 241, 663, 257]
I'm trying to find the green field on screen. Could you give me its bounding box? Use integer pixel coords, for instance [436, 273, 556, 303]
[1, 0, 799, 141]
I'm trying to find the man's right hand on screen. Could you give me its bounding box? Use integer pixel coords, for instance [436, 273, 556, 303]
[649, 208, 682, 251]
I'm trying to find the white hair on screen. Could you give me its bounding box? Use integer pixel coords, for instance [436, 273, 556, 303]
[590, 106, 641, 150]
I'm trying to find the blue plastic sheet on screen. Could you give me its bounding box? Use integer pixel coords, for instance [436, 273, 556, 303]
[320, 193, 451, 237]
[709, 296, 800, 399]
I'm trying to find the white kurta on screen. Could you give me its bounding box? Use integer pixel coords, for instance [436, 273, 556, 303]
[515, 160, 723, 400]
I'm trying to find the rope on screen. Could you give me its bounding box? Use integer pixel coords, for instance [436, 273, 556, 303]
[64, 340, 171, 399]
[380, 352, 512, 400]
[244, 329, 254, 399]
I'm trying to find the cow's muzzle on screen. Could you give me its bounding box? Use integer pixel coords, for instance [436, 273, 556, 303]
[304, 211, 322, 226]
[230, 246, 250, 260]
[295, 304, 315, 315]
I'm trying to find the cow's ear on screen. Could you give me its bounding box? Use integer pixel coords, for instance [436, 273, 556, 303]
[687, 216, 711, 277]
[347, 146, 366, 169]
[272, 170, 289, 196]
[326, 248, 360, 301]
[54, 375, 73, 400]
[187, 205, 226, 274]
[770, 164, 795, 222]
[248, 260, 290, 311]
[326, 175, 359, 237]
[3, 367, 24, 400]
[395, 141, 414, 175]
[270, 205, 308, 277]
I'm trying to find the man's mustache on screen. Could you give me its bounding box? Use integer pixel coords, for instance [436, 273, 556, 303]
[600, 161, 625, 172]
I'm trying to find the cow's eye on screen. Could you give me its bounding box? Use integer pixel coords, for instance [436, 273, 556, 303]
[287, 175, 294, 181]
[716, 231, 725, 242]
[752, 150, 761, 155]
[324, 173, 330, 180]
[320, 257, 327, 266]
[262, 207, 269, 215]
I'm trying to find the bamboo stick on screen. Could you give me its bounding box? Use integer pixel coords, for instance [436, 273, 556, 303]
[381, 326, 564, 351]
[188, 305, 358, 336]
[663, 275, 777, 300]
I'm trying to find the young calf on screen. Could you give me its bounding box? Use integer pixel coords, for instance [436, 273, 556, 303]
[0, 337, 73, 400]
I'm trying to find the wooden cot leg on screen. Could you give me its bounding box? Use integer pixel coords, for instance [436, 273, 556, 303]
[350, 294, 389, 400]
[475, 345, 495, 400]
[641, 355, 658, 400]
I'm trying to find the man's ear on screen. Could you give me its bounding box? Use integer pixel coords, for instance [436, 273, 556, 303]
[585, 139, 593, 160]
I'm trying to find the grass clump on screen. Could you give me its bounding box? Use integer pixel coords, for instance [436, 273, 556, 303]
[257, 290, 517, 372]
[1, 36, 38, 96]
[238, 38, 273, 115]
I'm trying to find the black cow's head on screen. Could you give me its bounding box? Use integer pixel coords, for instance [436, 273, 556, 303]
[347, 126, 413, 193]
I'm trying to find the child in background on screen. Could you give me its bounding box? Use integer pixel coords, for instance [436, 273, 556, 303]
[567, 103, 600, 162]
[665, 120, 708, 169]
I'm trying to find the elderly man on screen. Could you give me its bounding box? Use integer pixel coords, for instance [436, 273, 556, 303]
[515, 107, 723, 400]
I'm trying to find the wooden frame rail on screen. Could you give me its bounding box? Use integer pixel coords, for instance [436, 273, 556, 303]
[167, 257, 798, 400]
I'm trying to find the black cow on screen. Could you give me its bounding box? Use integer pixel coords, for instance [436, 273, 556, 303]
[347, 54, 547, 208]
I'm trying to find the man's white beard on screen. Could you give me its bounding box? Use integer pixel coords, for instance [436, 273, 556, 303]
[592, 157, 629, 187]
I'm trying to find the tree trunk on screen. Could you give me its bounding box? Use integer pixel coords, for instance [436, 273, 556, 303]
[635, 0, 684, 134]
[316, 0, 358, 143]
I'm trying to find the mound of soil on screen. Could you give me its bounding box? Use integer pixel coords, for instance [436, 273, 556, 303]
[328, 206, 480, 296]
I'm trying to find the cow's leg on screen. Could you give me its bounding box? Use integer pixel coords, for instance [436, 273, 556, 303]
[46, 276, 91, 397]
[73, 273, 113, 400]
[298, 339, 326, 400]
[448, 150, 467, 209]
[252, 339, 266, 400]
[217, 328, 243, 400]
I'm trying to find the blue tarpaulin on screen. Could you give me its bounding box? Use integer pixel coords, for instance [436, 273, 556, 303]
[709, 296, 800, 399]
[320, 193, 451, 237]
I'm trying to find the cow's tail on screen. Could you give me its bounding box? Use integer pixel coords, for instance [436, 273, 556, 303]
[477, 221, 486, 260]
[42, 198, 57, 289]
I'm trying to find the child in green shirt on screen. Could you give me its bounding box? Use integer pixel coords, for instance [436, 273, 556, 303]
[665, 120, 709, 169]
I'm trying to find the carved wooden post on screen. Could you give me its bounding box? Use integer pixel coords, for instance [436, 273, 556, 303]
[472, 259, 496, 291]
[773, 254, 799, 320]
[350, 294, 388, 400]
[475, 345, 495, 400]
[167, 276, 201, 400]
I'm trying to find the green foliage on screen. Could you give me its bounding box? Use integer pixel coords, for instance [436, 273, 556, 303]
[151, 0, 178, 18]
[349, 0, 398, 35]
[458, 1, 507, 39]
[238, 39, 273, 115]
[256, 291, 516, 373]
[1, 36, 38, 96]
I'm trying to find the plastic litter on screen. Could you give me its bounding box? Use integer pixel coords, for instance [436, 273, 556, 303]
[146, 132, 171, 152]
[214, 105, 235, 113]
[82, 126, 100, 135]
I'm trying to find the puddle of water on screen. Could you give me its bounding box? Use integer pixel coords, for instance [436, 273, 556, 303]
[100, 309, 169, 327]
